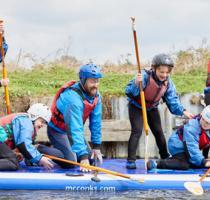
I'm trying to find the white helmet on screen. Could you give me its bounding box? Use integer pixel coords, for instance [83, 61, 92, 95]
[27, 103, 52, 123]
[201, 105, 210, 123]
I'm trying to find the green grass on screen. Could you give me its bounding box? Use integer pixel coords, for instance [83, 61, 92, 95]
[172, 70, 206, 94]
[1, 66, 207, 98]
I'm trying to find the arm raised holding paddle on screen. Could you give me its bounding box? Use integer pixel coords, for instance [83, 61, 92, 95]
[0, 22, 9, 87]
[0, 20, 11, 114]
[0, 21, 9, 87]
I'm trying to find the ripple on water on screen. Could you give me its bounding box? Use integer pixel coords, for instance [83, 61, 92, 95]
[0, 190, 209, 200]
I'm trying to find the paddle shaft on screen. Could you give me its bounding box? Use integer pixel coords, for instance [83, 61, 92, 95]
[0, 20, 11, 114]
[199, 167, 210, 182]
[131, 17, 149, 135]
[44, 154, 137, 180]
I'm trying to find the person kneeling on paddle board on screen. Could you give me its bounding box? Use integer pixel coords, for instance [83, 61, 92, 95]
[0, 103, 63, 171]
[0, 21, 9, 88]
[48, 63, 103, 172]
[204, 61, 210, 106]
[147, 105, 210, 170]
[125, 53, 194, 169]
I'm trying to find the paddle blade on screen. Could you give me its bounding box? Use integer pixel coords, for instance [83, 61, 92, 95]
[184, 182, 204, 196]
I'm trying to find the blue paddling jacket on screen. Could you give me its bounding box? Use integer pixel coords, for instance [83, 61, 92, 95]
[168, 117, 210, 167]
[49, 82, 102, 160]
[0, 114, 42, 164]
[125, 69, 185, 115]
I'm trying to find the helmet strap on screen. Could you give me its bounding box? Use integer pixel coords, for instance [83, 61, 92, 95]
[79, 80, 88, 92]
[79, 80, 96, 97]
[80, 78, 87, 86]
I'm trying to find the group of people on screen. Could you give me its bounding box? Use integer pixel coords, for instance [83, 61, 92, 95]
[146, 61, 210, 170]
[0, 22, 209, 172]
[125, 53, 210, 170]
[0, 22, 103, 171]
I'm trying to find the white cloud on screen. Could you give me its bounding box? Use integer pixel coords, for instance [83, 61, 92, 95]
[0, 0, 209, 66]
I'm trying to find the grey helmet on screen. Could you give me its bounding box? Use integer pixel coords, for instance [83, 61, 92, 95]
[151, 54, 174, 68]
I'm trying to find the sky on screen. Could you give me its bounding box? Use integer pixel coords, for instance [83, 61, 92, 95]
[0, 0, 210, 67]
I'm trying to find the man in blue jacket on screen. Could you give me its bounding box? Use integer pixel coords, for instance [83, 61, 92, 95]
[0, 21, 9, 87]
[147, 105, 210, 170]
[48, 63, 103, 172]
[125, 54, 194, 169]
[0, 103, 63, 170]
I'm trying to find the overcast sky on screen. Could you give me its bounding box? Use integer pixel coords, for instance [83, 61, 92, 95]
[1, 0, 210, 66]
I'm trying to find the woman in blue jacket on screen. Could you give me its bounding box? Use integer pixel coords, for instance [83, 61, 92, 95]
[125, 54, 194, 169]
[147, 105, 210, 170]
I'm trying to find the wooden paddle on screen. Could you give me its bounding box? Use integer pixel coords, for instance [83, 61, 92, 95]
[44, 154, 144, 183]
[0, 20, 11, 114]
[184, 168, 210, 195]
[131, 17, 149, 168]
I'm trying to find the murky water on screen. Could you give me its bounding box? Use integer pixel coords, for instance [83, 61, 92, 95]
[0, 190, 209, 200]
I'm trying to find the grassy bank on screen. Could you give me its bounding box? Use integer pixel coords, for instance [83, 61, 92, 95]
[2, 46, 209, 98]
[2, 65, 207, 98]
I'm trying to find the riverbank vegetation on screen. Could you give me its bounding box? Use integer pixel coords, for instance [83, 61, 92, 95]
[3, 46, 209, 97]
[0, 46, 209, 114]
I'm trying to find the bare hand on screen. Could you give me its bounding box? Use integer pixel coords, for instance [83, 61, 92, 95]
[91, 149, 103, 165]
[80, 159, 91, 172]
[183, 110, 194, 119]
[0, 22, 4, 35]
[135, 73, 142, 86]
[204, 160, 210, 168]
[38, 156, 54, 170]
[0, 78, 9, 86]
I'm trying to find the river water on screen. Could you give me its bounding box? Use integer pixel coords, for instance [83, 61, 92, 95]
[0, 190, 209, 200]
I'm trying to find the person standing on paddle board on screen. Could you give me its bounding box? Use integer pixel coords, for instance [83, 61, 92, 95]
[125, 53, 194, 169]
[0, 103, 62, 170]
[147, 105, 210, 170]
[204, 61, 210, 106]
[0, 22, 9, 88]
[48, 63, 103, 172]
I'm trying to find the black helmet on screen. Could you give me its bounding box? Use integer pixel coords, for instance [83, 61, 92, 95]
[151, 54, 174, 68]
